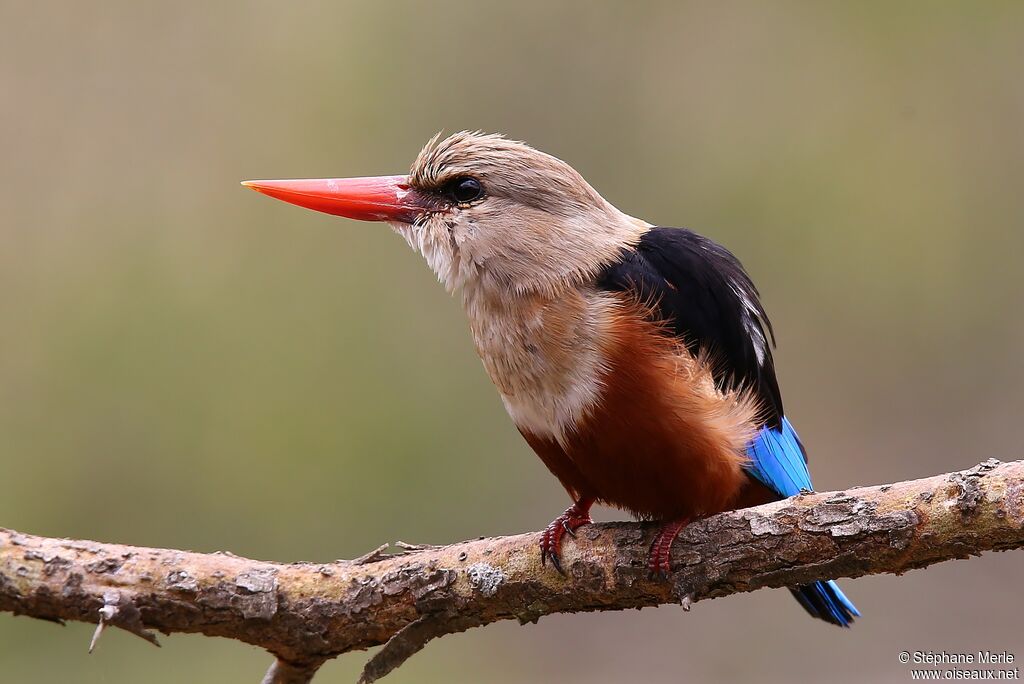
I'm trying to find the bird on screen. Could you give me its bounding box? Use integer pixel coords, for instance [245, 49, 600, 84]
[242, 131, 860, 627]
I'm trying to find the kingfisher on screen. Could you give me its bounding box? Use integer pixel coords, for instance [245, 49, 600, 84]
[243, 132, 859, 626]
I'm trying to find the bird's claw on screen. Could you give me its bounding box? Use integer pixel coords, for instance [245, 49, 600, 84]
[647, 518, 690, 580]
[539, 502, 593, 574]
[549, 551, 564, 575]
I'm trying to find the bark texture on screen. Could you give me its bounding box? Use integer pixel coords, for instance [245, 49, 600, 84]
[2, 459, 1022, 682]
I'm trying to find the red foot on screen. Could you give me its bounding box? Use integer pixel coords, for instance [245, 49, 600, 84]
[540, 498, 594, 574]
[648, 518, 690, 578]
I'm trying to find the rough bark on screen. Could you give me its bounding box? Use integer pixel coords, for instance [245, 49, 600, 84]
[1, 459, 1022, 683]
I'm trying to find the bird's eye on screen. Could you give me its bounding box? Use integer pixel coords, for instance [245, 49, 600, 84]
[446, 177, 484, 204]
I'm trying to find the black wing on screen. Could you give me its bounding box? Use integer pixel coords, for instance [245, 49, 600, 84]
[597, 226, 784, 428]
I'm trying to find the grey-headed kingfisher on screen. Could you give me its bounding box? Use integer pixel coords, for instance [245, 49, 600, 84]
[243, 132, 859, 626]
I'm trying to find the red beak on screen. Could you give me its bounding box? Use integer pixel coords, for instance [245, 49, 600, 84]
[241, 175, 431, 223]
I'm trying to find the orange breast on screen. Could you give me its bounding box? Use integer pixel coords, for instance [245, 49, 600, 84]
[521, 297, 761, 520]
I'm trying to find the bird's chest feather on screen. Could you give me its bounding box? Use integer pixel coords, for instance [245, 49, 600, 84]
[464, 286, 615, 444]
[464, 286, 759, 519]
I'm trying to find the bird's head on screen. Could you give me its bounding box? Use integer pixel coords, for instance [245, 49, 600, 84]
[243, 132, 647, 297]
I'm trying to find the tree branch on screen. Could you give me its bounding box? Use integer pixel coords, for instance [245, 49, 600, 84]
[2, 459, 1022, 682]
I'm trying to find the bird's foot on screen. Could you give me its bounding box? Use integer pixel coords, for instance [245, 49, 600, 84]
[648, 518, 690, 579]
[540, 499, 594, 574]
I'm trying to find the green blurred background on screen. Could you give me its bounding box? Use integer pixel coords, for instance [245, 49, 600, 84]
[2, 1, 1022, 682]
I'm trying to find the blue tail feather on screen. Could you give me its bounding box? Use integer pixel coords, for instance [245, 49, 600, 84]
[746, 418, 861, 626]
[791, 581, 860, 627]
[746, 417, 812, 496]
